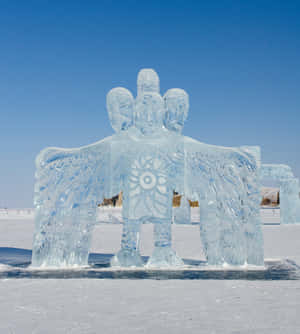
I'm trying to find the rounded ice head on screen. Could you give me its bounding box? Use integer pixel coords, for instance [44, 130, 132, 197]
[163, 88, 189, 133]
[137, 69, 160, 96]
[135, 92, 164, 135]
[106, 87, 134, 133]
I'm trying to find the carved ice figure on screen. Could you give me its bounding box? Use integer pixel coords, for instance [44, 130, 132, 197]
[32, 68, 264, 268]
[261, 164, 300, 224]
[111, 70, 184, 267]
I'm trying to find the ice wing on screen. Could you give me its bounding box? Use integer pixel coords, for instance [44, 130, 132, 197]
[32, 138, 111, 266]
[183, 137, 260, 221]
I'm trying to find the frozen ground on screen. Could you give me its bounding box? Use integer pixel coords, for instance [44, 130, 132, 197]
[0, 207, 281, 225]
[0, 214, 300, 333]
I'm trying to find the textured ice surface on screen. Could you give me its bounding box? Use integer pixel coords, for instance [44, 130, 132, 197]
[32, 69, 264, 268]
[261, 164, 300, 224]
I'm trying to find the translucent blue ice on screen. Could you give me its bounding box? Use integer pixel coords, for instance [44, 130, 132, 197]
[261, 164, 300, 224]
[32, 69, 264, 268]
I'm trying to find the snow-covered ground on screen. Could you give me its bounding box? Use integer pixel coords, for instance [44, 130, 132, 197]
[1, 216, 300, 333]
[0, 206, 281, 224]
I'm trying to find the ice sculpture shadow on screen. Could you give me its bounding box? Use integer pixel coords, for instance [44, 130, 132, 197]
[0, 247, 32, 267]
[32, 69, 264, 269]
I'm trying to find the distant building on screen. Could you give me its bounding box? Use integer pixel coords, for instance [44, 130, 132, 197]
[261, 187, 280, 206]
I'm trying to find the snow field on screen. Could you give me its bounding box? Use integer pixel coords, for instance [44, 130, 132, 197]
[0, 217, 300, 333]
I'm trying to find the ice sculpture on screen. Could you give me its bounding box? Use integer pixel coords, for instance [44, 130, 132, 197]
[261, 164, 300, 224]
[32, 68, 264, 268]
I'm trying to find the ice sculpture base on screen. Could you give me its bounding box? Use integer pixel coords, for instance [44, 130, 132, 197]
[110, 249, 144, 267]
[146, 247, 184, 268]
[1, 248, 300, 280]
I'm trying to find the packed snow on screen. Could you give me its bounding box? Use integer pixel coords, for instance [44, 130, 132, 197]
[0, 214, 300, 333]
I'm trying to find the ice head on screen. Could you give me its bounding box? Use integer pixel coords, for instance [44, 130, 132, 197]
[164, 88, 189, 133]
[135, 92, 165, 135]
[137, 69, 160, 96]
[106, 87, 134, 132]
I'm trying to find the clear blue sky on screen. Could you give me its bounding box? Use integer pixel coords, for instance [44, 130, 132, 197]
[1, 0, 299, 208]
